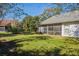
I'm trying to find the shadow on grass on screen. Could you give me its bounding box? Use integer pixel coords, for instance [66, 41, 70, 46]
[0, 35, 61, 56]
[0, 33, 34, 38]
[0, 32, 40, 38]
[0, 40, 23, 56]
[0, 34, 16, 38]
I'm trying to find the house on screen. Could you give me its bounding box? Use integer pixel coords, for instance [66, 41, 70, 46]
[0, 20, 17, 32]
[39, 10, 79, 37]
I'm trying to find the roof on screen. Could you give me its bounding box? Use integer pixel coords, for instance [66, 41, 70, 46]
[0, 20, 16, 26]
[40, 10, 79, 25]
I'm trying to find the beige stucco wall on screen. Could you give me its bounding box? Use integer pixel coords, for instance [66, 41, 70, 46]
[62, 22, 79, 37]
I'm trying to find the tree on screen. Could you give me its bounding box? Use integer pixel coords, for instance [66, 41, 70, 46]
[32, 16, 40, 32]
[50, 3, 79, 13]
[39, 3, 79, 22]
[0, 3, 16, 20]
[39, 4, 63, 22]
[22, 16, 40, 33]
[0, 3, 28, 33]
[39, 9, 53, 22]
[0, 3, 28, 20]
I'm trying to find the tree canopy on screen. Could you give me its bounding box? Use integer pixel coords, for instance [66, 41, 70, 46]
[22, 16, 40, 33]
[0, 3, 28, 20]
[39, 3, 79, 22]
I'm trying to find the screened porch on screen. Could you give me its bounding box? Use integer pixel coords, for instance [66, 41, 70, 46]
[43, 25, 62, 35]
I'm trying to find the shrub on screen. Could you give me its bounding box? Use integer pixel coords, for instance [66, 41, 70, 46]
[9, 26, 23, 34]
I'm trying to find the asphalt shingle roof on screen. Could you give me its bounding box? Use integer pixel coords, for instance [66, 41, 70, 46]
[0, 20, 16, 26]
[40, 10, 79, 25]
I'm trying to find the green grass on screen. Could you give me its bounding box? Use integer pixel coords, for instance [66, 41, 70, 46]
[0, 32, 12, 35]
[0, 34, 79, 56]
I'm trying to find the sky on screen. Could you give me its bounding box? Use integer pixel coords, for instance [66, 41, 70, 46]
[18, 3, 57, 16]
[2, 3, 78, 20]
[20, 3, 50, 16]
[4, 3, 54, 20]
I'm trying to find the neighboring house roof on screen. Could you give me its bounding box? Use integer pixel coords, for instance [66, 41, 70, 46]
[40, 10, 79, 25]
[0, 20, 16, 26]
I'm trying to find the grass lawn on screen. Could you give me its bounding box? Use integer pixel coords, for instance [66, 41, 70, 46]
[0, 32, 12, 35]
[0, 34, 79, 56]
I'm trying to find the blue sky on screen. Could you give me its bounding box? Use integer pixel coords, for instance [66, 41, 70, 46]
[5, 3, 54, 20]
[20, 3, 49, 16]
[3, 3, 77, 20]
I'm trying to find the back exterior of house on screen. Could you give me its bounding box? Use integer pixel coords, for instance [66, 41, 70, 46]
[39, 10, 79, 37]
[0, 20, 17, 32]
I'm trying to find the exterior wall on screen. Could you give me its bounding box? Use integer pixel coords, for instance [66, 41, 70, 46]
[62, 22, 79, 37]
[38, 26, 48, 34]
[0, 26, 6, 32]
[38, 27, 44, 33]
[39, 22, 79, 37]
